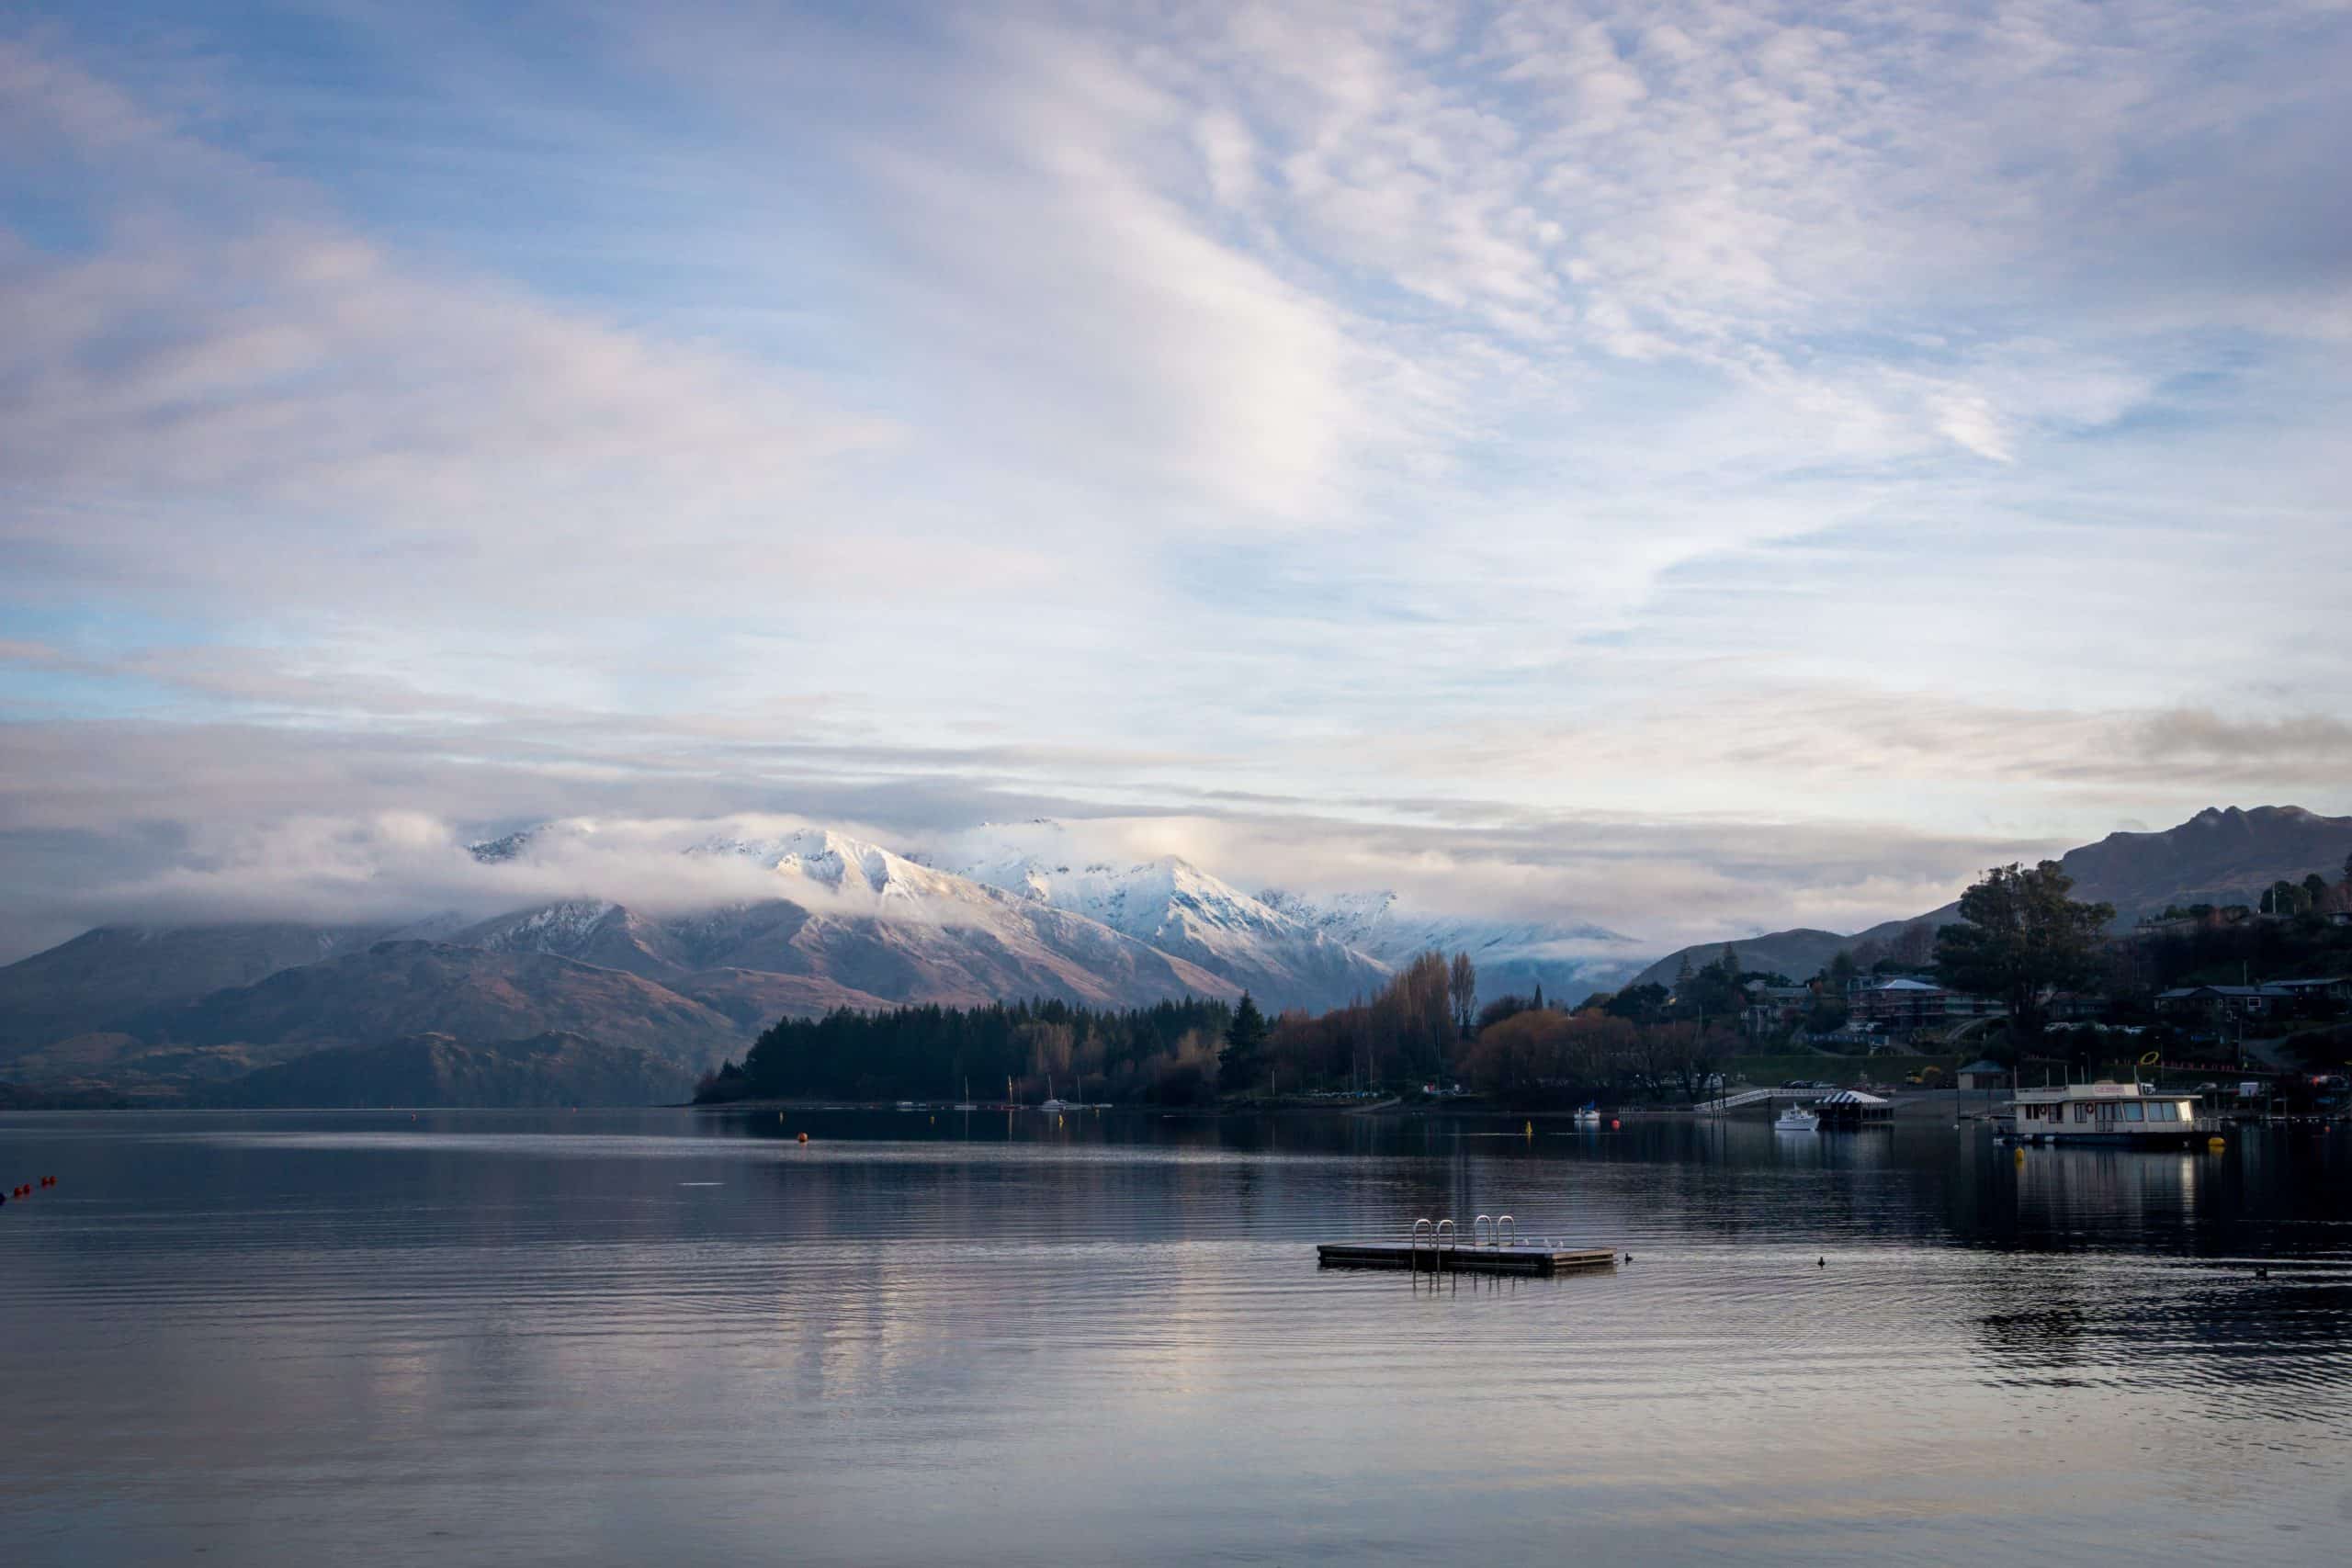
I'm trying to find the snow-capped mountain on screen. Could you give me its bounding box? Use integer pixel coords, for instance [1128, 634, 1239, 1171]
[1256, 889, 1645, 1005]
[691, 828, 978, 915]
[451, 899, 689, 980]
[449, 821, 1243, 1013]
[923, 823, 1393, 1011]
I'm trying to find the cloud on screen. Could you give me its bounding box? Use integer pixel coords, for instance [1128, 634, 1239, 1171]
[3, 4, 2350, 966]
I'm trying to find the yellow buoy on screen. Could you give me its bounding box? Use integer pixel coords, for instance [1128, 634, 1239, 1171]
[2207, 1136, 2225, 1150]
[1524, 1121, 1534, 1139]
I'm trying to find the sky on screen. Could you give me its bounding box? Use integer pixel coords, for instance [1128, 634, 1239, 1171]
[2, 0, 2349, 964]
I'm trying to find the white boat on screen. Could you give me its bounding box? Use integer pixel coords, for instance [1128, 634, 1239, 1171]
[1774, 1107, 1819, 1132]
[1573, 1106, 1602, 1126]
[1037, 1074, 1070, 1113]
[2007, 1080, 2218, 1145]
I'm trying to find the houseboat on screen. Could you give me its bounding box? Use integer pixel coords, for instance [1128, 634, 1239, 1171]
[2007, 1080, 2217, 1145]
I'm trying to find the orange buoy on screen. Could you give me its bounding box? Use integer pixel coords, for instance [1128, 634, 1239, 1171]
[797, 1132, 809, 1145]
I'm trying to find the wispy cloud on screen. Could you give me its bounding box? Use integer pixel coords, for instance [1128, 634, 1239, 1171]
[2, 2, 2348, 963]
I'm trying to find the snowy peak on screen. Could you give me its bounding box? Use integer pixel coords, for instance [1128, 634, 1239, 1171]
[1258, 887, 1398, 946]
[944, 845, 1296, 945]
[1253, 887, 1640, 1005]
[927, 834, 1390, 1010]
[466, 819, 612, 864]
[691, 828, 938, 903]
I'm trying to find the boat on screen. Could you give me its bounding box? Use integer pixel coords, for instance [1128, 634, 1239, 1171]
[2007, 1079, 2218, 1145]
[953, 1077, 978, 1111]
[1037, 1074, 1070, 1113]
[1773, 1107, 1819, 1132]
[1573, 1105, 1602, 1126]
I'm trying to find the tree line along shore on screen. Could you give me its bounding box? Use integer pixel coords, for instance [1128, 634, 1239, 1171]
[695, 860, 2352, 1114]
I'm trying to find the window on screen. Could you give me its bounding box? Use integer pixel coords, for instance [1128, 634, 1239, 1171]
[2148, 1101, 2176, 1122]
[2122, 1102, 2143, 1122]
[2075, 1103, 2094, 1122]
[2175, 1102, 2193, 1122]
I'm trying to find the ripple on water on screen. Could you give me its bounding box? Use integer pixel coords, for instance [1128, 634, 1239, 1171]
[1, 1110, 2346, 1567]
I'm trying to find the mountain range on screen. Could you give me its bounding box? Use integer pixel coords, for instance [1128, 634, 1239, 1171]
[0, 819, 1635, 1102]
[1628, 805, 2352, 991]
[7, 805, 2341, 1105]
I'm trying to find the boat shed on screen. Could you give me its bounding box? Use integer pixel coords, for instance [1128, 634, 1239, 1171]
[1956, 1059, 2007, 1091]
[1813, 1088, 1893, 1127]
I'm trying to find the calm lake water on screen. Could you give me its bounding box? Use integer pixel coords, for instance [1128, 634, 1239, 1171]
[3, 1109, 2348, 1565]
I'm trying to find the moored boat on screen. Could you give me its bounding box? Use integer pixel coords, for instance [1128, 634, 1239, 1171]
[2007, 1080, 2218, 1145]
[1774, 1107, 1819, 1132]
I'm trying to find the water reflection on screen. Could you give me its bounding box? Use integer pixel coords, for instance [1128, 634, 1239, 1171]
[0, 1110, 2346, 1567]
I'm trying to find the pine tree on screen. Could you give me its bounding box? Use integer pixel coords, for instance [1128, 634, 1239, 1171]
[1217, 992, 1269, 1093]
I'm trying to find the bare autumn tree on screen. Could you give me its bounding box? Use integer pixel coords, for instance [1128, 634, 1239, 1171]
[1448, 952, 1477, 1037]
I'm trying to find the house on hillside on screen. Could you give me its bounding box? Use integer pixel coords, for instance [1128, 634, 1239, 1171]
[1847, 976, 2003, 1033]
[2154, 984, 2292, 1021]
[1742, 982, 1814, 1036]
[2268, 976, 2349, 1004]
[2045, 991, 2107, 1022]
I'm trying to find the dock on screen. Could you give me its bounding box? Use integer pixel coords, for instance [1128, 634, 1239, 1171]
[1317, 1241, 1618, 1276]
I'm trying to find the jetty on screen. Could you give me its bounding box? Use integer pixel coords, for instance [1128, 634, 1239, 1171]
[1317, 1217, 1617, 1277]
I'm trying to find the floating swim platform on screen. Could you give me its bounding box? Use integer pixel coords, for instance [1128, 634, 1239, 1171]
[1316, 1241, 1618, 1276]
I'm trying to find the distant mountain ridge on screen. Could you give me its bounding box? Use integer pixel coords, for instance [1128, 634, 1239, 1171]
[5, 816, 1510, 1102]
[1629, 805, 2352, 991]
[20, 805, 2312, 1104]
[1256, 888, 1646, 1003]
[920, 822, 1393, 1010]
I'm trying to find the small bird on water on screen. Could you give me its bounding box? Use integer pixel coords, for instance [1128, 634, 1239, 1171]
[1817, 1257, 1826, 1269]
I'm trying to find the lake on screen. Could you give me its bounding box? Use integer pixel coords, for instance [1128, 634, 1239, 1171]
[3, 1109, 2347, 1564]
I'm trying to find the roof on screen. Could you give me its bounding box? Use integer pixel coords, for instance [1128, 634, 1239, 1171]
[2014, 1080, 2194, 1101]
[1816, 1089, 1889, 1106]
[1862, 977, 1942, 992]
[2157, 984, 2291, 998]
[2269, 976, 2346, 988]
[1958, 1059, 2005, 1074]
